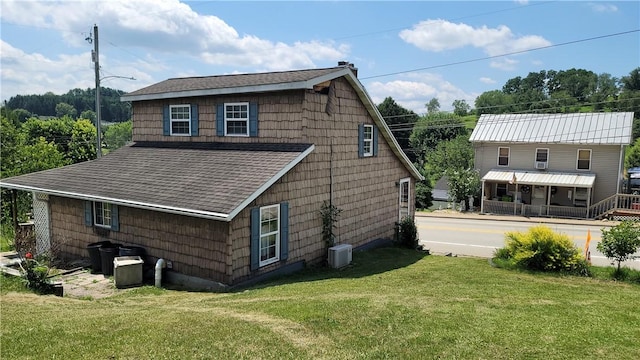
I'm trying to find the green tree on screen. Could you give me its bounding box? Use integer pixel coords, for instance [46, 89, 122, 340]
[68, 119, 97, 163]
[625, 138, 640, 169]
[55, 102, 77, 119]
[474, 90, 513, 115]
[79, 109, 96, 123]
[409, 113, 468, 167]
[424, 135, 474, 183]
[0, 116, 21, 178]
[598, 221, 640, 272]
[17, 137, 69, 175]
[446, 168, 480, 204]
[452, 99, 470, 116]
[377, 97, 419, 162]
[104, 120, 132, 151]
[620, 67, 640, 91]
[426, 98, 440, 114]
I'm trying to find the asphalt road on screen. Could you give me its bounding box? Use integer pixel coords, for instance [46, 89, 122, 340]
[416, 214, 640, 270]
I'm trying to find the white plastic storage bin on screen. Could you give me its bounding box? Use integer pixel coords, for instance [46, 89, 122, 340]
[113, 256, 144, 288]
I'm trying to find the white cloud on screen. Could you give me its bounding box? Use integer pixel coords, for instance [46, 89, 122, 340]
[0, 0, 348, 70]
[399, 19, 551, 57]
[589, 3, 618, 13]
[366, 72, 476, 113]
[479, 77, 496, 84]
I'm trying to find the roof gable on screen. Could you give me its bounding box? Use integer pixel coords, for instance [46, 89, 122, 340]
[469, 112, 634, 145]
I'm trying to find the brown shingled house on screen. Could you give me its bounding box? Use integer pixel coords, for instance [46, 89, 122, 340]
[0, 62, 423, 287]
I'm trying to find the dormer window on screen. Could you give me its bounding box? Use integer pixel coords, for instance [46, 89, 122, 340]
[216, 102, 258, 137]
[225, 102, 249, 136]
[170, 105, 191, 135]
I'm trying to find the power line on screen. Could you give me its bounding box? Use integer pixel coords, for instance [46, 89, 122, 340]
[361, 30, 640, 80]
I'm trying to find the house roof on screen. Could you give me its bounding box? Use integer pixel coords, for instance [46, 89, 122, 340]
[121, 67, 351, 102]
[120, 64, 423, 181]
[482, 169, 596, 188]
[0, 142, 314, 221]
[470, 112, 634, 145]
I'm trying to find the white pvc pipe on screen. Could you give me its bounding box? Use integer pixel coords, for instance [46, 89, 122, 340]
[155, 258, 166, 288]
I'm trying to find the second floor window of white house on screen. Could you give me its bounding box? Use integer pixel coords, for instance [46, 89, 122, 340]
[498, 147, 510, 166]
[363, 125, 374, 156]
[577, 149, 591, 170]
[225, 102, 249, 136]
[94, 201, 112, 228]
[536, 148, 549, 163]
[170, 105, 191, 135]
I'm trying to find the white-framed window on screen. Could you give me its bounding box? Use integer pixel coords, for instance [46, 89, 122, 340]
[94, 201, 112, 228]
[170, 105, 191, 136]
[577, 149, 592, 170]
[363, 124, 374, 156]
[225, 102, 249, 136]
[399, 178, 410, 220]
[535, 148, 549, 163]
[259, 204, 280, 267]
[498, 147, 510, 166]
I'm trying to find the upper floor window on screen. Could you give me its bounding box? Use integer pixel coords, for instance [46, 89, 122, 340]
[170, 105, 191, 135]
[498, 147, 510, 166]
[535, 148, 549, 169]
[577, 149, 591, 170]
[358, 123, 378, 158]
[363, 125, 374, 156]
[216, 102, 258, 137]
[225, 102, 249, 136]
[163, 104, 198, 137]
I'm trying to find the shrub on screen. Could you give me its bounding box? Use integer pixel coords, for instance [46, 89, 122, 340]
[598, 221, 640, 272]
[496, 225, 588, 275]
[19, 254, 55, 294]
[319, 201, 342, 248]
[398, 216, 419, 249]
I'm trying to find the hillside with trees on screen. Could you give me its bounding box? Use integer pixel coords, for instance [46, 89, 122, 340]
[5, 87, 131, 123]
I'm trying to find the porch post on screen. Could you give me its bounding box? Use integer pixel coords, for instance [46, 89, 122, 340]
[514, 183, 518, 215]
[480, 181, 485, 213]
[586, 187, 592, 218]
[546, 186, 551, 216]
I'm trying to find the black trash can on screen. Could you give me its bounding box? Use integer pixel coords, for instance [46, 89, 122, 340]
[119, 246, 146, 260]
[99, 243, 121, 276]
[87, 241, 112, 273]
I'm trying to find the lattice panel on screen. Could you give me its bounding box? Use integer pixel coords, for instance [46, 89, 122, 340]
[32, 193, 51, 255]
[611, 215, 640, 222]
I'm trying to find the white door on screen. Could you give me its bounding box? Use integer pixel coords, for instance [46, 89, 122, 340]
[399, 178, 410, 220]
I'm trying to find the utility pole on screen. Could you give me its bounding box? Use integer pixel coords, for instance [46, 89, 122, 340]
[91, 24, 102, 158]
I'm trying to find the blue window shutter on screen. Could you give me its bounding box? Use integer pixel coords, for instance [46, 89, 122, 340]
[373, 125, 379, 156]
[111, 204, 119, 232]
[358, 123, 364, 158]
[250, 207, 260, 271]
[280, 202, 289, 261]
[84, 201, 93, 226]
[249, 102, 258, 137]
[216, 104, 224, 136]
[190, 104, 199, 136]
[163, 105, 170, 136]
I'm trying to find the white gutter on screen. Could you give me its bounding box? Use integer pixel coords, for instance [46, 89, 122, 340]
[0, 182, 231, 221]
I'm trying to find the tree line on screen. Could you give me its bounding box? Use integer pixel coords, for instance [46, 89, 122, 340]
[379, 67, 640, 210]
[5, 87, 132, 123]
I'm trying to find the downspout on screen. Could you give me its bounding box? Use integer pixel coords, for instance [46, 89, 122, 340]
[617, 144, 625, 194]
[155, 258, 166, 287]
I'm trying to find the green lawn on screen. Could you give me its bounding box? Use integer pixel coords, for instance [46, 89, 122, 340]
[1, 247, 639, 359]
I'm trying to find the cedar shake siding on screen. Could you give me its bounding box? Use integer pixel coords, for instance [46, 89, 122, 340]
[50, 196, 231, 284]
[133, 91, 305, 143]
[1, 66, 422, 286]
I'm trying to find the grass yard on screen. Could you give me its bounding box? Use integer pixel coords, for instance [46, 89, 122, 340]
[1, 247, 639, 359]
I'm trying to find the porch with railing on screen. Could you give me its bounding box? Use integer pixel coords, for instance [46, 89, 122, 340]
[482, 193, 640, 219]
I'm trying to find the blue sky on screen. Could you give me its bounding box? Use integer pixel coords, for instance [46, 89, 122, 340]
[1, 0, 638, 114]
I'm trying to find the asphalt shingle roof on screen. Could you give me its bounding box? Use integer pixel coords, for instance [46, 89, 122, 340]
[123, 67, 344, 98]
[469, 112, 634, 145]
[0, 142, 313, 220]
